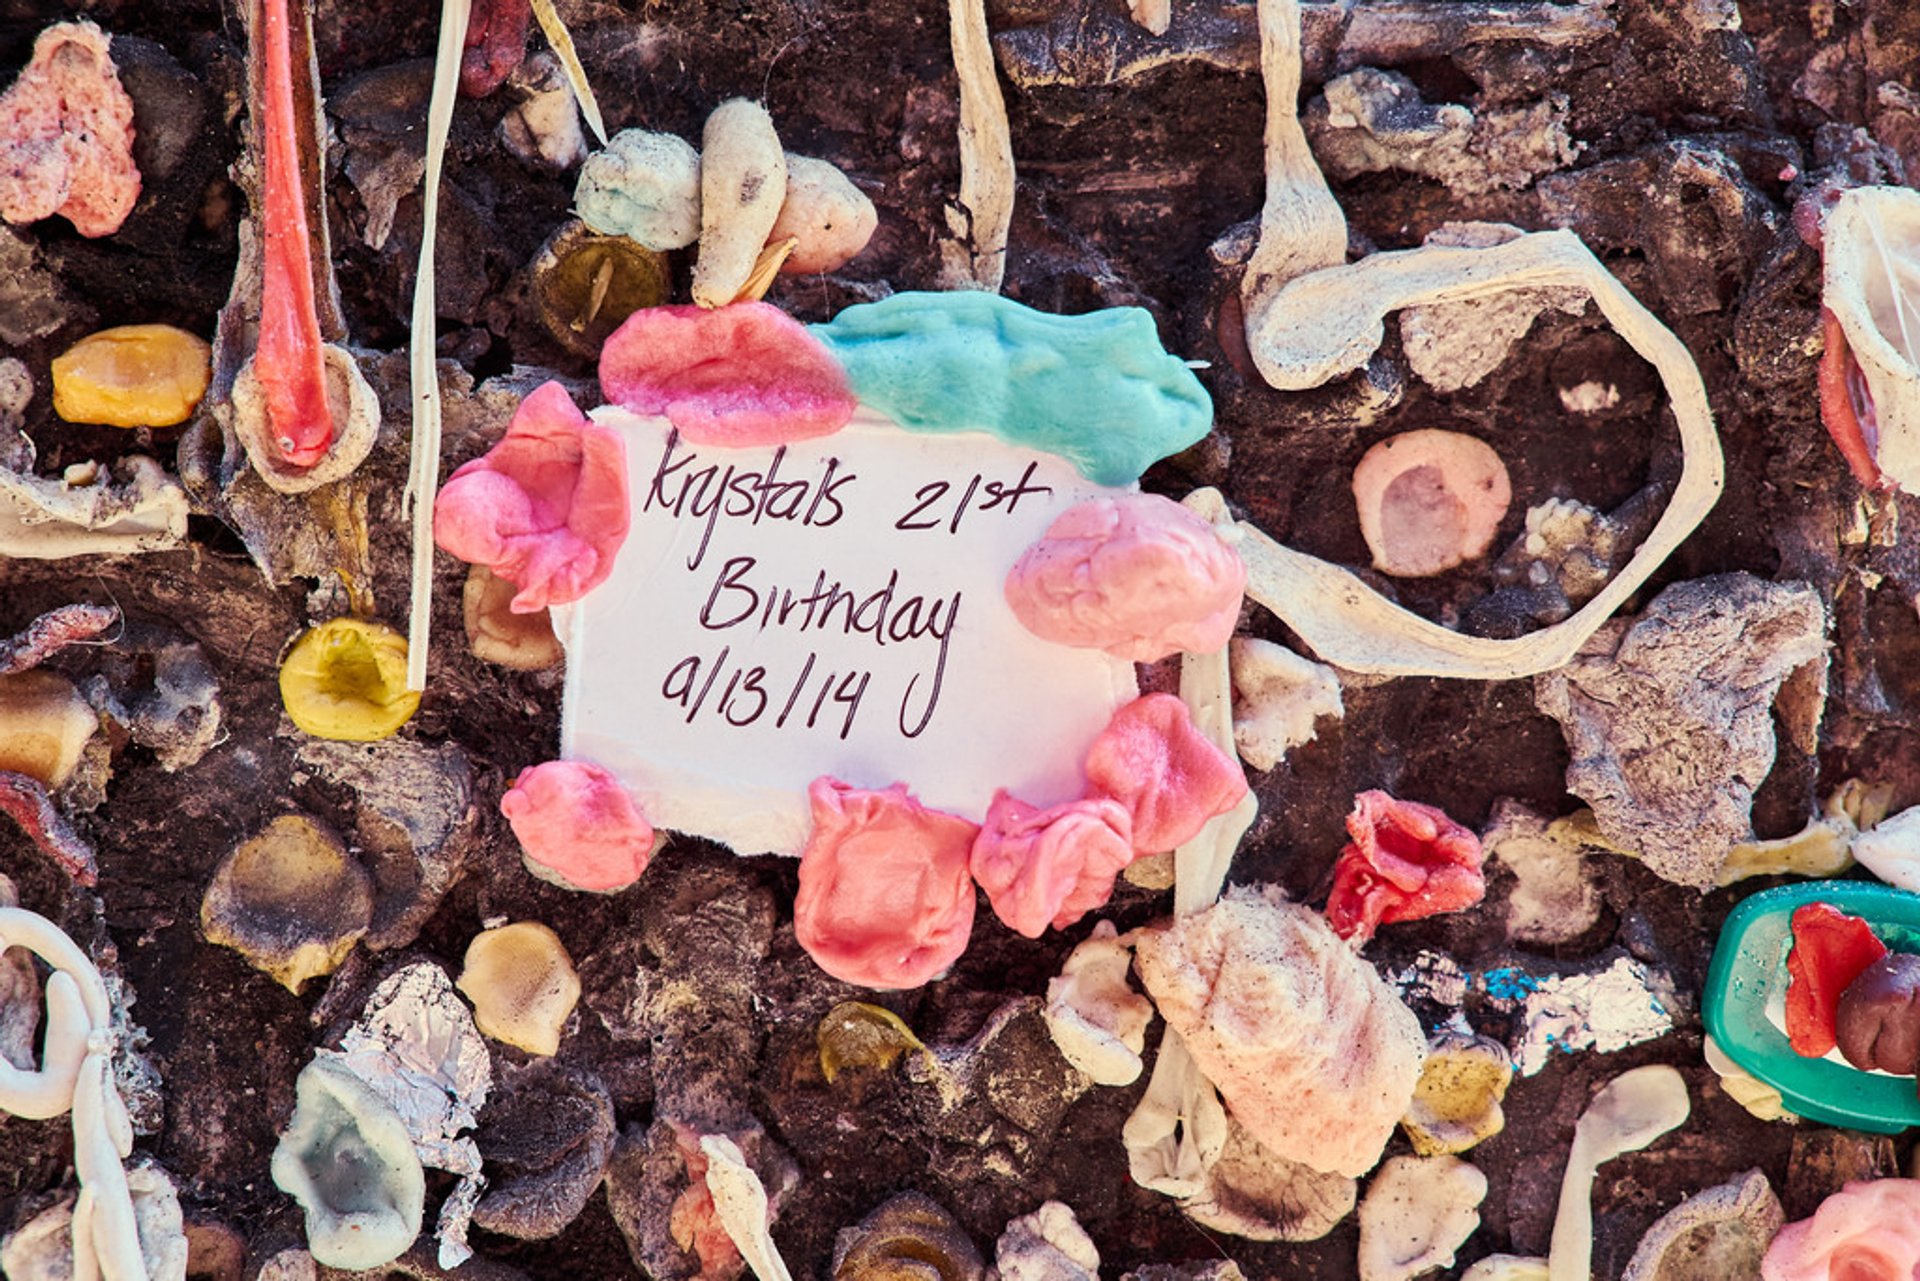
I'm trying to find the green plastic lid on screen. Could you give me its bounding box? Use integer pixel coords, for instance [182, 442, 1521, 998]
[1704, 880, 1920, 1135]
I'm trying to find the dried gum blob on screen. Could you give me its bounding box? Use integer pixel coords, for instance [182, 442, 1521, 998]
[200, 814, 374, 993]
[51, 325, 213, 428]
[532, 219, 671, 360]
[457, 921, 581, 1056]
[278, 618, 420, 741]
[1401, 1030, 1513, 1156]
[817, 1001, 925, 1083]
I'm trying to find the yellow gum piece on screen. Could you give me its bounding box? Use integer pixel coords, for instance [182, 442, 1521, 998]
[52, 324, 212, 428]
[278, 618, 420, 741]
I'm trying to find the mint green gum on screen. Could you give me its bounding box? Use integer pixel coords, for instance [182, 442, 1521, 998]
[811, 292, 1213, 488]
[1705, 880, 1920, 1134]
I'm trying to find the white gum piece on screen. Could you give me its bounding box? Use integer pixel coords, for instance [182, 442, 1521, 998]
[405, 0, 473, 692]
[1240, 0, 1347, 318]
[72, 1052, 146, 1281]
[72, 1188, 102, 1281]
[1121, 490, 1250, 1198]
[1547, 1065, 1689, 1281]
[1234, 233, 1721, 679]
[0, 907, 113, 1028]
[1823, 186, 1920, 493]
[1174, 488, 1257, 916]
[942, 0, 1014, 290]
[1121, 1024, 1230, 1198]
[0, 970, 88, 1119]
[528, 0, 607, 145]
[699, 1135, 794, 1281]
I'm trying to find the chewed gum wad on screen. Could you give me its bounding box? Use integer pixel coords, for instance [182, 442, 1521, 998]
[1132, 885, 1427, 1178]
[1005, 493, 1245, 662]
[811, 291, 1213, 487]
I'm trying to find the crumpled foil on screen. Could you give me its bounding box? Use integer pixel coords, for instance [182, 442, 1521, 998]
[319, 961, 491, 1267]
[1480, 956, 1674, 1075]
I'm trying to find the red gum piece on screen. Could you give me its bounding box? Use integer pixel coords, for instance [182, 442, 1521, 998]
[461, 0, 532, 98]
[1786, 902, 1888, 1058]
[0, 603, 118, 675]
[1818, 308, 1886, 490]
[256, 0, 333, 469]
[0, 769, 98, 886]
[1325, 790, 1485, 944]
[598, 303, 858, 448]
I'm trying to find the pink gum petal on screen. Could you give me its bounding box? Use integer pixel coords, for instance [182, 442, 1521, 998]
[433, 381, 631, 610]
[1763, 1179, 1920, 1281]
[599, 303, 857, 448]
[1082, 694, 1248, 854]
[0, 22, 138, 237]
[970, 791, 1134, 939]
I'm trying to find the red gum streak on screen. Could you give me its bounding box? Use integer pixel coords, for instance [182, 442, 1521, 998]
[257, 0, 332, 469]
[1818, 308, 1885, 490]
[0, 604, 118, 675]
[0, 770, 98, 885]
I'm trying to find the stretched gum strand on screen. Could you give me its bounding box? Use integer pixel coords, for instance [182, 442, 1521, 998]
[256, 0, 333, 468]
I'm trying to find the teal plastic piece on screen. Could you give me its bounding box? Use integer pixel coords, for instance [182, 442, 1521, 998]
[1704, 880, 1920, 1134]
[811, 292, 1213, 487]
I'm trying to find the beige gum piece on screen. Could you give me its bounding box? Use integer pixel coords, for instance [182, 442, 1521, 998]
[941, 0, 1014, 290]
[699, 1135, 794, 1281]
[1235, 234, 1722, 679]
[1548, 1065, 1689, 1281]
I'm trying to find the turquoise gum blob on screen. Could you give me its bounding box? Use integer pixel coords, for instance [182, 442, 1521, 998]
[1705, 880, 1920, 1134]
[810, 292, 1213, 487]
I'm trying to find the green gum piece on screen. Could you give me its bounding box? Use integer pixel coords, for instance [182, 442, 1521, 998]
[810, 292, 1213, 487]
[1704, 880, 1920, 1135]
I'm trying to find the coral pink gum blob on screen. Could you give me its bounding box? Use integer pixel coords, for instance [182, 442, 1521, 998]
[0, 20, 139, 238]
[598, 302, 857, 448]
[1351, 429, 1512, 577]
[1004, 493, 1246, 662]
[434, 381, 632, 612]
[793, 778, 979, 989]
[501, 760, 655, 893]
[1082, 693, 1248, 854]
[1818, 308, 1886, 490]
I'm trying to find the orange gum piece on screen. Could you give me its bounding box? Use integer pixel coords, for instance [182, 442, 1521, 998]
[1818, 308, 1885, 490]
[257, 0, 333, 469]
